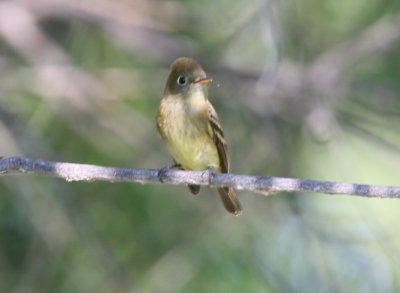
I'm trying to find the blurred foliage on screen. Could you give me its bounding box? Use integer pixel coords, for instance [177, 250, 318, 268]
[0, 0, 400, 292]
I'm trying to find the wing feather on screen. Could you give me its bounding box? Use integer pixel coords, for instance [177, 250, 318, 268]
[207, 102, 229, 173]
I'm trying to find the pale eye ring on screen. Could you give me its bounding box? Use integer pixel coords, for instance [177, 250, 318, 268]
[177, 75, 188, 86]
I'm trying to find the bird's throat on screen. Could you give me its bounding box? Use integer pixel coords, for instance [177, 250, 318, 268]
[186, 88, 208, 115]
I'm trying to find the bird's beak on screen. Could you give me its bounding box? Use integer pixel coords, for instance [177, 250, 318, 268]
[194, 77, 213, 85]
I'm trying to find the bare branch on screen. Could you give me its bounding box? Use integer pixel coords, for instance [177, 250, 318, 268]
[1, 156, 399, 198]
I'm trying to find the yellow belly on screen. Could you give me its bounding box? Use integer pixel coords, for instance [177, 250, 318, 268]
[157, 98, 220, 171]
[165, 130, 220, 171]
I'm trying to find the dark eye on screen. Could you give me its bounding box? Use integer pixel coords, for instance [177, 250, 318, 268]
[177, 75, 188, 86]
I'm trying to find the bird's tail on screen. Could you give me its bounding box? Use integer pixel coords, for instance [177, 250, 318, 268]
[217, 187, 242, 216]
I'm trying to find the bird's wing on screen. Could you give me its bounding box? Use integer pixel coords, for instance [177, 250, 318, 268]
[207, 101, 229, 173]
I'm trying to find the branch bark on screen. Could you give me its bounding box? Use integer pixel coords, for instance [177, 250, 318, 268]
[1, 156, 399, 198]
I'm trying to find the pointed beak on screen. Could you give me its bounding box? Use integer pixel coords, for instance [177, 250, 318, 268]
[194, 77, 213, 85]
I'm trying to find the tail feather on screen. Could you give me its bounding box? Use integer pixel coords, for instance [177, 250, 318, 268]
[217, 187, 242, 216]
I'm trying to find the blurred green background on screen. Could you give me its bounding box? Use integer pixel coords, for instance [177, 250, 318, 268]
[0, 0, 400, 292]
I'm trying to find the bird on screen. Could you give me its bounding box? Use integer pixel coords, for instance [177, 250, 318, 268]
[156, 57, 242, 215]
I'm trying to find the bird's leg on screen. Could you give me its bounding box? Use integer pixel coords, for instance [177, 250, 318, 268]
[158, 162, 182, 183]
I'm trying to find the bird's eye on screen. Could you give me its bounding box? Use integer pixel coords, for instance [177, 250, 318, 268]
[177, 75, 188, 86]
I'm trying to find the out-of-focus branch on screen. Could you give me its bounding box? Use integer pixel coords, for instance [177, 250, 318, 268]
[1, 156, 400, 198]
[224, 12, 400, 142]
[21, 0, 184, 32]
[218, 12, 400, 115]
[310, 13, 400, 74]
[305, 13, 400, 97]
[0, 1, 155, 154]
[18, 0, 196, 60]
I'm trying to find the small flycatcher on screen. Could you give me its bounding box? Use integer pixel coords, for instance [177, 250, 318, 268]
[156, 57, 242, 215]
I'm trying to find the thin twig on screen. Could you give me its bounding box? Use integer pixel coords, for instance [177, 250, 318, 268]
[1, 156, 399, 198]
